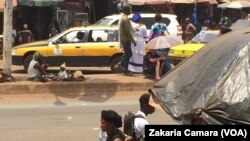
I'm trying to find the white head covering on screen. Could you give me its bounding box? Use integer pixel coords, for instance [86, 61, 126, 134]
[23, 24, 28, 29]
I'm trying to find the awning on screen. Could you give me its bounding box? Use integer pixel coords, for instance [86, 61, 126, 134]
[170, 0, 196, 3]
[127, 0, 170, 5]
[128, 0, 218, 4]
[170, 0, 217, 4]
[217, 0, 250, 9]
[197, 0, 217, 4]
[0, 0, 17, 12]
[18, 0, 64, 7]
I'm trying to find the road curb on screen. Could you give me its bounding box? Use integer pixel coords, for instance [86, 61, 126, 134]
[0, 81, 154, 96]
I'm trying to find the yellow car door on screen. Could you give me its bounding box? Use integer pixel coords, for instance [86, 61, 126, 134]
[47, 30, 86, 66]
[79, 29, 121, 66]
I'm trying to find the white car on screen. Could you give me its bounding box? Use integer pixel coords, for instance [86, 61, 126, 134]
[0, 30, 16, 55]
[94, 13, 183, 37]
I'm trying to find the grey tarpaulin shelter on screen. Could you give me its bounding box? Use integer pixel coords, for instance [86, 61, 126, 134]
[149, 27, 250, 125]
[229, 19, 250, 31]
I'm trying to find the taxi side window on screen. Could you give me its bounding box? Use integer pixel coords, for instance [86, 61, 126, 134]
[89, 30, 108, 42]
[58, 30, 85, 43]
[108, 30, 118, 42]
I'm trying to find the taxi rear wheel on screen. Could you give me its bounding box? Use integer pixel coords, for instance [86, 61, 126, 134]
[110, 55, 122, 73]
[23, 54, 33, 72]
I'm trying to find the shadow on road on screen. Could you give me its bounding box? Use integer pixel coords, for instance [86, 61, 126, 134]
[47, 77, 119, 106]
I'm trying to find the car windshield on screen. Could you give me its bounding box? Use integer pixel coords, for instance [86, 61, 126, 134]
[94, 18, 113, 25]
[191, 30, 219, 43]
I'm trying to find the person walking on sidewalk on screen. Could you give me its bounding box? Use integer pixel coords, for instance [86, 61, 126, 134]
[148, 13, 172, 78]
[183, 18, 196, 43]
[134, 93, 155, 141]
[17, 24, 33, 44]
[149, 13, 169, 40]
[118, 3, 136, 75]
[100, 110, 126, 141]
[128, 12, 147, 73]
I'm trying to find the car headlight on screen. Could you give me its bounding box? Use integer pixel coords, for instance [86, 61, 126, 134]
[11, 48, 17, 55]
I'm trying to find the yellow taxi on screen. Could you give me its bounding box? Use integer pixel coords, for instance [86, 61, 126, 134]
[168, 30, 220, 65]
[12, 25, 123, 72]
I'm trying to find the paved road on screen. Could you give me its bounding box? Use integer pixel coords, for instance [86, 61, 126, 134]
[0, 93, 178, 141]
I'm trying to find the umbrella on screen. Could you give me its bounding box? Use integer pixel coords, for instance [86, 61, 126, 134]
[127, 0, 169, 5]
[229, 19, 250, 31]
[217, 0, 250, 9]
[146, 35, 184, 49]
[149, 27, 250, 125]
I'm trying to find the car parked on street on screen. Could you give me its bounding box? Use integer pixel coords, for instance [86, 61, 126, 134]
[12, 25, 123, 73]
[168, 30, 220, 65]
[94, 13, 183, 38]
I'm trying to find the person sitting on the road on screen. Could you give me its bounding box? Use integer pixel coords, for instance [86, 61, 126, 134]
[143, 49, 166, 80]
[57, 62, 68, 79]
[27, 53, 86, 82]
[27, 52, 49, 82]
[156, 48, 171, 75]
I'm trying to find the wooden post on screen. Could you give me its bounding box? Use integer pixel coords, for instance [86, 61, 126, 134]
[2, 0, 13, 76]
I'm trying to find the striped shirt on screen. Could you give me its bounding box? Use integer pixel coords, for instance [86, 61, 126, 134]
[118, 14, 135, 44]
